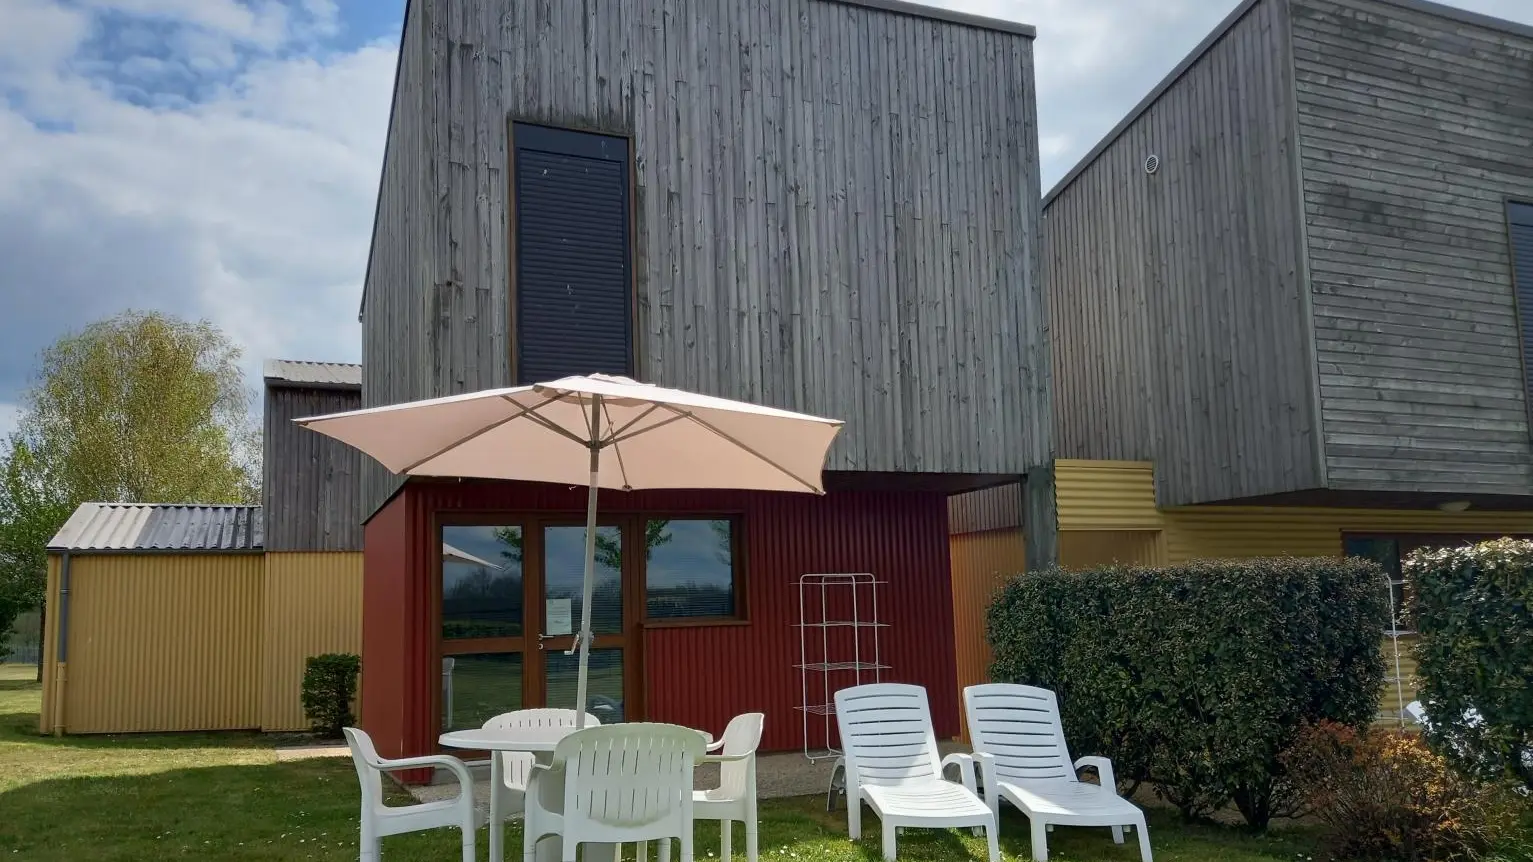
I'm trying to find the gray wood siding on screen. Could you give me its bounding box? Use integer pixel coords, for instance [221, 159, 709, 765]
[1043, 0, 1322, 506]
[1291, 0, 1533, 494]
[361, 0, 441, 514]
[263, 386, 365, 552]
[360, 0, 1046, 518]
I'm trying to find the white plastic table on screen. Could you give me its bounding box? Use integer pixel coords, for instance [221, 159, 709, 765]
[439, 726, 614, 862]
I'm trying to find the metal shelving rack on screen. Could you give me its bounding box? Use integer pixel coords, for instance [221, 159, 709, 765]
[796, 573, 888, 761]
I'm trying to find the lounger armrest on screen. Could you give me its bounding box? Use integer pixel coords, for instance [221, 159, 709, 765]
[941, 752, 979, 795]
[1074, 755, 1118, 794]
[379, 754, 475, 789]
[699, 752, 752, 764]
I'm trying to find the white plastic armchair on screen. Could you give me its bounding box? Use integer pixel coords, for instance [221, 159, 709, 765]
[959, 684, 1151, 862]
[834, 683, 999, 862]
[343, 727, 486, 862]
[523, 723, 706, 862]
[646, 713, 766, 862]
[482, 709, 602, 811]
[697, 712, 765, 861]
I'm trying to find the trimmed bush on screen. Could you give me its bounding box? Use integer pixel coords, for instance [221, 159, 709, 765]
[301, 653, 361, 738]
[1282, 721, 1524, 861]
[1406, 538, 1533, 791]
[987, 557, 1387, 828]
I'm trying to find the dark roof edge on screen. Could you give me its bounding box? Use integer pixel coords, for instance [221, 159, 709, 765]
[821, 0, 1035, 38]
[1040, 0, 1533, 209]
[359, 0, 412, 322]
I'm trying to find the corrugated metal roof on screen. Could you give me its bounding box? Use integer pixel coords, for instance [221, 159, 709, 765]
[49, 504, 264, 552]
[262, 359, 362, 389]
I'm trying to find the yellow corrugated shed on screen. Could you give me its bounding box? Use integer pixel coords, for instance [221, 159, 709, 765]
[49, 554, 263, 734]
[260, 553, 364, 731]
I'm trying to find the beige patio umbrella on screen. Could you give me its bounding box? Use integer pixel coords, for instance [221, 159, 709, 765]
[297, 373, 843, 727]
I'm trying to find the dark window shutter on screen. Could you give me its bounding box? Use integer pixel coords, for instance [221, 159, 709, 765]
[513, 125, 632, 384]
[1510, 202, 1533, 421]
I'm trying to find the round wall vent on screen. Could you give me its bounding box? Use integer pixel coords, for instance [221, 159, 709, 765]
[1145, 154, 1161, 175]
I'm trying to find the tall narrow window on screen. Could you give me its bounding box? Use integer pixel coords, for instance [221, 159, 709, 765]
[512, 124, 633, 384]
[1508, 201, 1533, 428]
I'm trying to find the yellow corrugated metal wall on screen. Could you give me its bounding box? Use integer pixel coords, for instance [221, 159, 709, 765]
[39, 556, 60, 734]
[260, 553, 364, 731]
[949, 528, 1025, 738]
[1059, 530, 1166, 567]
[58, 554, 264, 733]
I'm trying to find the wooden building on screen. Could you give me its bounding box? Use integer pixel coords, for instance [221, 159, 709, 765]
[1043, 0, 1533, 509]
[355, 0, 1046, 759]
[939, 0, 1533, 719]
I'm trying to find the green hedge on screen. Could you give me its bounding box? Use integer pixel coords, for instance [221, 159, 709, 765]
[987, 557, 1387, 828]
[301, 653, 361, 738]
[1405, 538, 1533, 790]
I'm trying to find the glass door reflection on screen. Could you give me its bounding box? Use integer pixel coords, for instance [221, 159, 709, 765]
[537, 524, 626, 723]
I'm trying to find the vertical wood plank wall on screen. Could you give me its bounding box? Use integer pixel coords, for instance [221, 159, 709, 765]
[1290, 0, 1533, 495]
[263, 386, 365, 552]
[1042, 0, 1320, 507]
[359, 0, 1048, 519]
[360, 0, 435, 513]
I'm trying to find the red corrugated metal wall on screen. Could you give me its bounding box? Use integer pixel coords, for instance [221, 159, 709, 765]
[368, 480, 957, 759]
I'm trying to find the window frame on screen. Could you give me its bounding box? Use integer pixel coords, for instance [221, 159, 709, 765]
[506, 120, 639, 386]
[638, 513, 750, 629]
[1504, 199, 1533, 437]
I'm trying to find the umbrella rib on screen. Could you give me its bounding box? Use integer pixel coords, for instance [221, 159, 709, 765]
[398, 394, 561, 474]
[517, 405, 597, 447]
[658, 406, 824, 494]
[604, 411, 692, 446]
[603, 402, 662, 444]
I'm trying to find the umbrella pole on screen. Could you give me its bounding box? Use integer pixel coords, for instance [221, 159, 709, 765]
[573, 397, 602, 729]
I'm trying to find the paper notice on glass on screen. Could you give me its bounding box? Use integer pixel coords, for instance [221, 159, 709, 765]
[545, 598, 573, 636]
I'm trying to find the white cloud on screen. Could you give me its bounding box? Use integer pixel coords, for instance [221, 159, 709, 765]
[0, 0, 391, 407]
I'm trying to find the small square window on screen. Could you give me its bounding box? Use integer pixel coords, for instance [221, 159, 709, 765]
[643, 518, 741, 621]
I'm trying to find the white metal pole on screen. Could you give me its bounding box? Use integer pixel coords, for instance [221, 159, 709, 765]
[572, 396, 602, 730]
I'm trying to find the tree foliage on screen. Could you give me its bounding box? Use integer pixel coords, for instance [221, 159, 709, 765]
[0, 311, 259, 645]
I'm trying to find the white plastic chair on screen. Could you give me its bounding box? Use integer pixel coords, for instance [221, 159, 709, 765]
[956, 684, 1151, 862]
[834, 683, 999, 862]
[482, 709, 603, 815]
[343, 727, 486, 862]
[644, 713, 765, 862]
[523, 723, 706, 862]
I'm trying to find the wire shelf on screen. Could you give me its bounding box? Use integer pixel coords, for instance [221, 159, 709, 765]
[799, 573, 885, 762]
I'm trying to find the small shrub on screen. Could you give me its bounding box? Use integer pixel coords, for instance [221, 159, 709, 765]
[987, 557, 1388, 828]
[301, 653, 360, 738]
[1406, 539, 1533, 791]
[1283, 721, 1525, 861]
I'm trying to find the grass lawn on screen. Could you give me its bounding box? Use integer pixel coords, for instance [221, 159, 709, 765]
[0, 664, 1321, 861]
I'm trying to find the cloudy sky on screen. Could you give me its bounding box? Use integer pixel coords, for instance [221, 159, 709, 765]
[1, 0, 1529, 440]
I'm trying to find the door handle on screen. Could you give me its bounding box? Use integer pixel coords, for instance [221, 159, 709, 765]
[537, 633, 558, 651]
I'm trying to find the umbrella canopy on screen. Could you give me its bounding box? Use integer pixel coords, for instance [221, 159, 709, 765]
[296, 374, 842, 493]
[297, 374, 844, 727]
